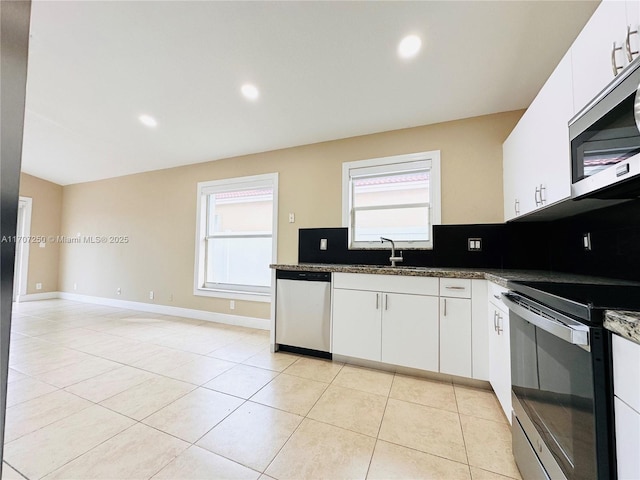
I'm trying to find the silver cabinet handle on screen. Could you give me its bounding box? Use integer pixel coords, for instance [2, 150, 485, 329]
[445, 286, 465, 290]
[385, 294, 388, 310]
[493, 294, 501, 300]
[496, 313, 503, 335]
[534, 185, 541, 207]
[626, 25, 639, 62]
[376, 293, 379, 310]
[540, 184, 546, 205]
[514, 199, 520, 216]
[612, 41, 623, 76]
[443, 298, 447, 317]
[493, 310, 498, 331]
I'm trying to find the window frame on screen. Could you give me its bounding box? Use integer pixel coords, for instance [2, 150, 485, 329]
[342, 151, 441, 250]
[194, 173, 278, 302]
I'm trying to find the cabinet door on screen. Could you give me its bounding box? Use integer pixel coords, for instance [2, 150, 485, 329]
[332, 288, 381, 361]
[381, 293, 439, 372]
[626, 1, 640, 66]
[471, 280, 489, 381]
[615, 396, 640, 480]
[613, 334, 640, 413]
[489, 303, 512, 423]
[440, 297, 471, 377]
[503, 117, 535, 221]
[531, 53, 573, 206]
[503, 52, 573, 221]
[572, 0, 627, 113]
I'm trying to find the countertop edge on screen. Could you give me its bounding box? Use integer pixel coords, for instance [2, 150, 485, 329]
[269, 264, 634, 289]
[605, 311, 640, 346]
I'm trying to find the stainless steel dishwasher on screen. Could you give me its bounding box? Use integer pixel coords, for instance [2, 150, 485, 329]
[275, 270, 331, 358]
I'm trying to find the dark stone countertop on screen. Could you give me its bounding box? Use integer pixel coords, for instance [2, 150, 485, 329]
[270, 263, 635, 289]
[271, 264, 640, 342]
[605, 311, 640, 346]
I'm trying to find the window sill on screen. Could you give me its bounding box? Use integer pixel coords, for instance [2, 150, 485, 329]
[194, 287, 271, 303]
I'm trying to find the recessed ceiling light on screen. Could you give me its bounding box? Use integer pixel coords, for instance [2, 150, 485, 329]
[241, 83, 259, 101]
[138, 114, 158, 128]
[398, 34, 422, 59]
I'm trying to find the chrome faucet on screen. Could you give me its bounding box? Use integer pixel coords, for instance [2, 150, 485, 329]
[380, 237, 403, 267]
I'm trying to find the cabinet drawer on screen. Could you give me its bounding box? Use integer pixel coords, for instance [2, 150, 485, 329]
[613, 334, 640, 414]
[488, 281, 508, 301]
[333, 273, 438, 296]
[488, 282, 509, 312]
[440, 278, 471, 298]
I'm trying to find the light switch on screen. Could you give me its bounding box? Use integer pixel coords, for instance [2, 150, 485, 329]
[320, 238, 328, 250]
[468, 238, 482, 251]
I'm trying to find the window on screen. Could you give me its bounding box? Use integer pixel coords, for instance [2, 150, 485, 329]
[342, 151, 441, 249]
[194, 173, 278, 301]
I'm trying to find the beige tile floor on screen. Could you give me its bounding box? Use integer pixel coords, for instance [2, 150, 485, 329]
[3, 299, 522, 480]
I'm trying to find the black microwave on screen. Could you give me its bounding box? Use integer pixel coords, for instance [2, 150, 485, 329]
[570, 58, 640, 200]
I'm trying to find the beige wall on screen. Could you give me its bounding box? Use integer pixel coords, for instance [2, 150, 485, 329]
[19, 173, 63, 294]
[59, 110, 523, 319]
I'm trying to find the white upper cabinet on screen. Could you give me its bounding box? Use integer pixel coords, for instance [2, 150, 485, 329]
[503, 52, 573, 221]
[571, 0, 632, 114]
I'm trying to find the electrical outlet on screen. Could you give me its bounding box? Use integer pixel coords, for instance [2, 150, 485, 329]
[468, 238, 482, 251]
[35, 282, 42, 290]
[320, 238, 328, 250]
[288, 213, 295, 223]
[230, 300, 235, 310]
[149, 291, 154, 300]
[116, 287, 121, 295]
[583, 232, 592, 251]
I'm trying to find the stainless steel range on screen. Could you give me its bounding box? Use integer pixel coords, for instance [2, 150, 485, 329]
[503, 281, 640, 480]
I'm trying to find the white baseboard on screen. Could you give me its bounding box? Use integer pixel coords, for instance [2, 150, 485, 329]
[16, 291, 60, 302]
[56, 292, 269, 330]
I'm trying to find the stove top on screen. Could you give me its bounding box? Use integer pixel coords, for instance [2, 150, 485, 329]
[508, 280, 640, 324]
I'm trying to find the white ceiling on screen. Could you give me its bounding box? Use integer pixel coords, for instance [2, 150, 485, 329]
[22, 1, 599, 186]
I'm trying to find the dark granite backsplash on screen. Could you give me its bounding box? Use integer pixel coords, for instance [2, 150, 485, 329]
[298, 198, 640, 282]
[298, 224, 507, 268]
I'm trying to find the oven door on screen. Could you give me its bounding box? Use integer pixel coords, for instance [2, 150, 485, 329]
[503, 292, 611, 480]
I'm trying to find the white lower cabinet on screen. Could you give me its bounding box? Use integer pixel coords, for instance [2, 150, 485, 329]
[332, 276, 438, 371]
[332, 273, 485, 380]
[488, 283, 512, 423]
[439, 297, 471, 377]
[615, 397, 640, 480]
[382, 293, 439, 371]
[332, 283, 439, 370]
[612, 334, 640, 479]
[332, 288, 381, 362]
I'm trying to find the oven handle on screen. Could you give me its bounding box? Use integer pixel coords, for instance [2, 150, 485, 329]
[502, 292, 590, 347]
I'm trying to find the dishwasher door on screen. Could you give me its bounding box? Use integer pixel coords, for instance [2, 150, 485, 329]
[275, 271, 331, 354]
